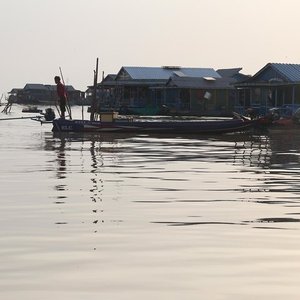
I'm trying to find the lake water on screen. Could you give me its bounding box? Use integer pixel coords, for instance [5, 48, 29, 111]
[1, 105, 300, 299]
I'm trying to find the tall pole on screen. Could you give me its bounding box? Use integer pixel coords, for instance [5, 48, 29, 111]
[101, 70, 104, 108]
[90, 58, 99, 121]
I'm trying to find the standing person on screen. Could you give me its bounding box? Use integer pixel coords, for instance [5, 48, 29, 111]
[54, 76, 67, 118]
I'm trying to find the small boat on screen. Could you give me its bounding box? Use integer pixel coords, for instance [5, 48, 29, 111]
[261, 106, 300, 129]
[52, 113, 258, 134]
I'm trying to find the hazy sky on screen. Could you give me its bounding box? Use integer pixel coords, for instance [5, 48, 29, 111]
[1, 0, 300, 95]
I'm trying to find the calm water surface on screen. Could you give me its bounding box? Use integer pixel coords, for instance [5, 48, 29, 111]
[1, 106, 300, 299]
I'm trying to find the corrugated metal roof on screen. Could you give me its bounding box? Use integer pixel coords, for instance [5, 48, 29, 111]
[271, 63, 300, 81]
[46, 85, 75, 91]
[239, 63, 300, 85]
[173, 70, 187, 77]
[121, 66, 221, 80]
[24, 84, 48, 90]
[166, 77, 234, 89]
[9, 88, 22, 93]
[99, 79, 166, 87]
[217, 68, 242, 78]
[24, 84, 77, 92]
[181, 67, 221, 78]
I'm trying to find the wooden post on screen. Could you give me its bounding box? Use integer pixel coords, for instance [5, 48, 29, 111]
[292, 85, 295, 107]
[101, 71, 104, 109]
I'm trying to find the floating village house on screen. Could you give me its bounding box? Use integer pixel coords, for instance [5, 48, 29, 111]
[234, 63, 300, 115]
[8, 84, 84, 105]
[95, 66, 249, 116]
[164, 68, 249, 116]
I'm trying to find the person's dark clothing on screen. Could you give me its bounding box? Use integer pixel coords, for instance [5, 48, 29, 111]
[56, 82, 67, 117]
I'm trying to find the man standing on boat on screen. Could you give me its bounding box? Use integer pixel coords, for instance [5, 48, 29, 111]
[54, 76, 67, 118]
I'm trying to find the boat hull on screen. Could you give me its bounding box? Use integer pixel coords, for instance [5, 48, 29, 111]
[52, 118, 257, 134]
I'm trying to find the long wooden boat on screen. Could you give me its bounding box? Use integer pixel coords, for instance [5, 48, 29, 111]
[52, 115, 258, 134]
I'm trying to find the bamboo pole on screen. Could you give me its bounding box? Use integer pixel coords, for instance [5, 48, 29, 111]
[90, 58, 99, 121]
[0, 116, 42, 121]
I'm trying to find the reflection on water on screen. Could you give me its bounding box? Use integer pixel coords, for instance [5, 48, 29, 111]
[42, 130, 300, 232]
[43, 134, 111, 230]
[3, 108, 300, 300]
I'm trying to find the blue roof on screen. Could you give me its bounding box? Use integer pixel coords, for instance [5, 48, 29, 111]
[120, 66, 221, 80]
[271, 63, 300, 81]
[24, 84, 48, 90]
[241, 63, 300, 84]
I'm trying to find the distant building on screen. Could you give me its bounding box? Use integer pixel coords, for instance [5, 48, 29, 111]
[7, 88, 23, 103]
[234, 63, 300, 115]
[8, 83, 85, 105]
